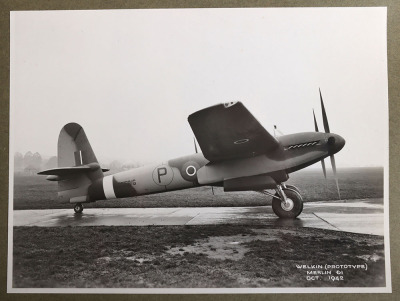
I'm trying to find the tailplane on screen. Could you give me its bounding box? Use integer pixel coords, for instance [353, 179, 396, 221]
[38, 123, 108, 203]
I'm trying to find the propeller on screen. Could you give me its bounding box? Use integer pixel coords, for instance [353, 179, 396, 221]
[320, 88, 330, 133]
[330, 155, 341, 199]
[314, 89, 341, 199]
[313, 109, 327, 179]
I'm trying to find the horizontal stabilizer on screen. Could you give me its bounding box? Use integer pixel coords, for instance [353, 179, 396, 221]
[38, 164, 109, 176]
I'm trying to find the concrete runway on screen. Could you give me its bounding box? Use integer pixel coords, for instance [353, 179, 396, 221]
[13, 199, 384, 235]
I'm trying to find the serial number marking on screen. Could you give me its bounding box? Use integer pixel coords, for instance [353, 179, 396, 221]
[121, 179, 136, 185]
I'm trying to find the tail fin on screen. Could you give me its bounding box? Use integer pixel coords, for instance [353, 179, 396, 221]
[38, 123, 108, 203]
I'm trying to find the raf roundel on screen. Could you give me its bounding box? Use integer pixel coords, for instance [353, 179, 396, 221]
[186, 165, 197, 177]
[234, 138, 250, 145]
[181, 161, 200, 182]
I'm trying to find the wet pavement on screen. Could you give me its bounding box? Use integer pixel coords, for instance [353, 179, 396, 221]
[13, 199, 384, 235]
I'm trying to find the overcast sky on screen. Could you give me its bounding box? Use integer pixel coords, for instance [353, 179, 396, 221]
[10, 8, 388, 168]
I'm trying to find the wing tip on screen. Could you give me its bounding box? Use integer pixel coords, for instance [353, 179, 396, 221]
[223, 101, 240, 108]
[188, 102, 243, 120]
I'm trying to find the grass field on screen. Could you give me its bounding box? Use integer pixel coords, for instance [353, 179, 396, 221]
[11, 167, 386, 289]
[12, 225, 385, 288]
[12, 167, 384, 210]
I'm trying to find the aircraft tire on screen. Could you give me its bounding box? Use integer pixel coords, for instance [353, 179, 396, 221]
[284, 184, 300, 194]
[74, 203, 83, 214]
[272, 189, 303, 218]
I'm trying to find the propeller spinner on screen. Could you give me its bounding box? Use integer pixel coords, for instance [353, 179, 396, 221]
[314, 89, 344, 199]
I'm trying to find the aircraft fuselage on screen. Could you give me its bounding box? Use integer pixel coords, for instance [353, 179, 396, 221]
[85, 131, 345, 203]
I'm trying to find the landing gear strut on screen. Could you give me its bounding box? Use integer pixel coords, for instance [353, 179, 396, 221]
[74, 203, 83, 214]
[271, 185, 303, 218]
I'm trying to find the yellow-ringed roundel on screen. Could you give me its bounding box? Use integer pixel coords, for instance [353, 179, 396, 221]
[181, 161, 200, 182]
[152, 165, 174, 186]
[186, 165, 196, 176]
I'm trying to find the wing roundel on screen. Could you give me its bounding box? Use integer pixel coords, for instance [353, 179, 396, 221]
[188, 102, 281, 162]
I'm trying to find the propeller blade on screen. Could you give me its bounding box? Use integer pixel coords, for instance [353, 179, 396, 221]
[313, 109, 319, 132]
[313, 109, 326, 178]
[330, 155, 341, 199]
[193, 137, 198, 153]
[319, 88, 330, 133]
[321, 159, 327, 179]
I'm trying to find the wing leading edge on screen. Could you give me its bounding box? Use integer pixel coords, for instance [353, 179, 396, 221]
[188, 102, 281, 162]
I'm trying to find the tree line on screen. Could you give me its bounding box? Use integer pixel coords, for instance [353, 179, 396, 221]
[14, 152, 57, 174]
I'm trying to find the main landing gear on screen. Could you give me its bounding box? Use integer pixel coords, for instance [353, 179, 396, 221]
[74, 203, 84, 214]
[263, 184, 303, 218]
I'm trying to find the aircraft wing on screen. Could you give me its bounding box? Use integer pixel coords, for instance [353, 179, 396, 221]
[188, 102, 281, 162]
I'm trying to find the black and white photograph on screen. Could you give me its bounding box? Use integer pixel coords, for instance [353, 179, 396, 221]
[8, 7, 390, 293]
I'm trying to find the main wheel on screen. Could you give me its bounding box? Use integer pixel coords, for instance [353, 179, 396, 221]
[284, 184, 300, 194]
[74, 203, 83, 214]
[272, 189, 303, 218]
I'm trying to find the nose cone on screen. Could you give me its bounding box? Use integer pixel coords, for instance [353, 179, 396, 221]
[328, 134, 346, 154]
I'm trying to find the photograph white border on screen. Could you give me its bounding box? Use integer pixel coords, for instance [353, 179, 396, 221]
[7, 7, 392, 293]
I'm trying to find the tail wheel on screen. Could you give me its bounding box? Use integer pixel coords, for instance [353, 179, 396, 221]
[272, 189, 303, 218]
[74, 203, 83, 214]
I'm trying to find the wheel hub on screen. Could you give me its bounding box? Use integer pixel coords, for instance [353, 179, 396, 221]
[281, 198, 294, 211]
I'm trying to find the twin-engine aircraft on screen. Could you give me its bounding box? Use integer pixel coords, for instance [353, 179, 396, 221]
[38, 91, 345, 218]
